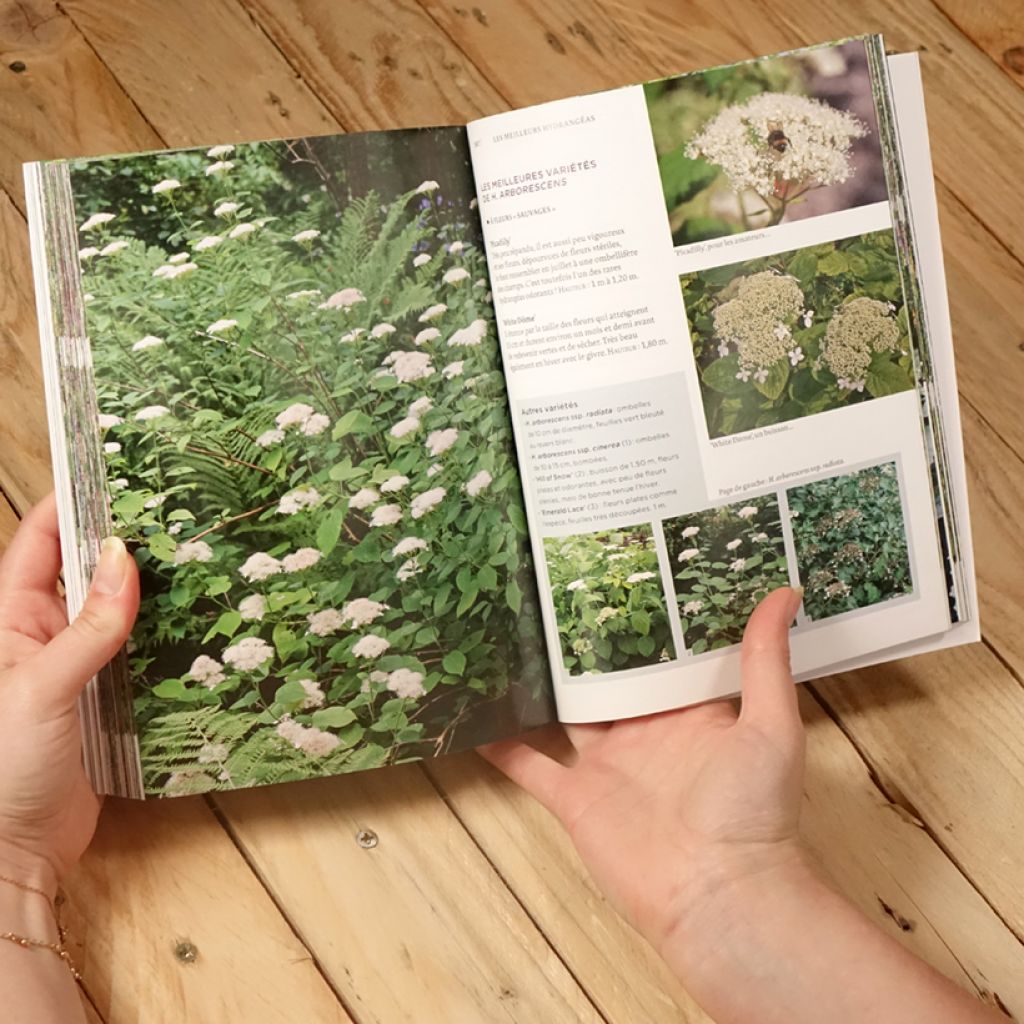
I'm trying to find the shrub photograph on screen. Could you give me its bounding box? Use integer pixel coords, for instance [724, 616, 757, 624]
[73, 129, 553, 796]
[787, 461, 913, 621]
[643, 40, 887, 245]
[682, 229, 912, 439]
[663, 493, 790, 653]
[543, 525, 675, 676]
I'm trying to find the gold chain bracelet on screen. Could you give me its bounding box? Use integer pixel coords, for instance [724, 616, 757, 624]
[0, 872, 81, 980]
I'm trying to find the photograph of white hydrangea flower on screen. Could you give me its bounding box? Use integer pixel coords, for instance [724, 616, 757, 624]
[72, 128, 553, 796]
[643, 39, 888, 244]
[787, 461, 912, 621]
[682, 229, 913, 438]
[662, 495, 790, 653]
[543, 526, 675, 676]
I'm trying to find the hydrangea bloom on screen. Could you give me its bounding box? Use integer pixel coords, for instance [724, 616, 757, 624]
[821, 297, 901, 390]
[319, 288, 366, 310]
[188, 655, 226, 690]
[98, 413, 123, 429]
[352, 634, 390, 658]
[229, 222, 256, 239]
[276, 717, 339, 757]
[371, 323, 397, 338]
[380, 474, 410, 493]
[370, 503, 402, 528]
[286, 289, 321, 301]
[448, 241, 464, 254]
[350, 487, 380, 510]
[386, 668, 426, 699]
[713, 271, 805, 373]
[396, 557, 422, 581]
[678, 548, 700, 562]
[79, 212, 116, 232]
[725, 538, 743, 551]
[390, 416, 421, 438]
[447, 319, 488, 347]
[135, 405, 170, 421]
[390, 351, 434, 383]
[174, 540, 214, 565]
[415, 180, 439, 194]
[282, 547, 322, 572]
[683, 600, 704, 615]
[239, 552, 283, 582]
[292, 229, 321, 243]
[275, 403, 315, 429]
[206, 160, 234, 175]
[151, 179, 181, 195]
[207, 144, 235, 158]
[300, 413, 330, 436]
[392, 537, 428, 557]
[101, 240, 130, 256]
[414, 328, 441, 346]
[214, 201, 240, 217]
[681, 526, 700, 539]
[687, 93, 868, 199]
[567, 579, 587, 592]
[255, 428, 285, 447]
[238, 594, 267, 621]
[442, 361, 464, 379]
[729, 558, 747, 572]
[425, 428, 458, 456]
[465, 470, 492, 496]
[442, 267, 470, 285]
[278, 488, 321, 515]
[737, 506, 759, 519]
[207, 318, 238, 334]
[418, 304, 447, 323]
[222, 636, 274, 671]
[297, 678, 326, 710]
[341, 598, 389, 628]
[132, 335, 164, 352]
[626, 571, 657, 583]
[410, 487, 445, 519]
[197, 743, 230, 764]
[78, 246, 100, 260]
[307, 609, 345, 637]
[408, 397, 433, 417]
[413, 253, 431, 267]
[194, 235, 223, 252]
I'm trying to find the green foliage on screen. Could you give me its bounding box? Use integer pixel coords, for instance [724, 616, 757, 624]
[683, 231, 913, 439]
[788, 462, 912, 620]
[663, 494, 789, 652]
[77, 138, 551, 795]
[544, 526, 675, 675]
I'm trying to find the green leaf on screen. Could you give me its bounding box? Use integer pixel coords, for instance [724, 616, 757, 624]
[455, 586, 478, 617]
[637, 635, 656, 657]
[817, 250, 849, 276]
[274, 680, 309, 706]
[456, 565, 475, 595]
[311, 706, 357, 728]
[169, 584, 191, 607]
[152, 678, 188, 699]
[656, 148, 718, 208]
[701, 356, 745, 395]
[204, 576, 232, 597]
[506, 577, 522, 615]
[865, 357, 913, 398]
[111, 492, 146, 522]
[753, 360, 789, 401]
[147, 531, 178, 563]
[630, 610, 651, 636]
[332, 409, 373, 440]
[477, 564, 498, 591]
[316, 505, 346, 556]
[272, 621, 297, 659]
[203, 610, 242, 642]
[442, 649, 467, 675]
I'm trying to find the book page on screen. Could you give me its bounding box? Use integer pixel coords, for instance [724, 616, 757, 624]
[26, 126, 555, 797]
[468, 38, 958, 722]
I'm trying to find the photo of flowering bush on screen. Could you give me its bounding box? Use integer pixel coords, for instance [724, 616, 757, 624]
[643, 40, 888, 245]
[663, 494, 789, 653]
[71, 129, 553, 796]
[682, 229, 912, 438]
[787, 461, 913, 620]
[543, 526, 675, 676]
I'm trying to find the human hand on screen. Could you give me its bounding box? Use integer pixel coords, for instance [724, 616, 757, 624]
[0, 494, 138, 896]
[480, 586, 807, 954]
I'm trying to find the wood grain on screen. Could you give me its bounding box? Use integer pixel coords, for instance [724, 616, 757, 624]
[930, 0, 1024, 88]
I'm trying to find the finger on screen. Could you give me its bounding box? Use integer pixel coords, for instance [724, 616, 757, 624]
[17, 536, 140, 713]
[738, 586, 802, 734]
[562, 722, 612, 755]
[0, 493, 62, 601]
[478, 736, 569, 817]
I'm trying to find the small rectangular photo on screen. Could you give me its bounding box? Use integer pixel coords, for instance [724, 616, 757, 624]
[643, 39, 888, 245]
[543, 525, 676, 677]
[663, 494, 790, 654]
[682, 228, 913, 439]
[787, 461, 913, 621]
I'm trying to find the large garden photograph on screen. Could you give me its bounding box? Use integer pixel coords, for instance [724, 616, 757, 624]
[787, 461, 913, 620]
[73, 129, 554, 796]
[543, 525, 675, 676]
[662, 493, 790, 653]
[682, 229, 913, 439]
[643, 40, 887, 245]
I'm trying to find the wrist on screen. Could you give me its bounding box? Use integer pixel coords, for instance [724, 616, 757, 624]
[0, 841, 60, 902]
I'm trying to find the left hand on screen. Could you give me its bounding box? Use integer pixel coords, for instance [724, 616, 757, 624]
[0, 494, 139, 894]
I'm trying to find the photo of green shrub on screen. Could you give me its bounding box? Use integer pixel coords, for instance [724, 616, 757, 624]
[682, 229, 913, 439]
[643, 40, 887, 245]
[72, 130, 553, 796]
[663, 494, 790, 653]
[543, 526, 675, 676]
[787, 462, 912, 620]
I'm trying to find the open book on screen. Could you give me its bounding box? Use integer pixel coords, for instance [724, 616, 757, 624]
[24, 35, 977, 799]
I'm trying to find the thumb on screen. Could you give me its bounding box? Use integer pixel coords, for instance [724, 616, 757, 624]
[738, 586, 802, 734]
[22, 536, 140, 713]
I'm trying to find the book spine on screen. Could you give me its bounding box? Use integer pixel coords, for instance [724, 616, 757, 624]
[22, 160, 145, 799]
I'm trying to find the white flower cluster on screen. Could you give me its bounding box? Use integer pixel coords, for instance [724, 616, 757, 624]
[188, 655, 226, 690]
[174, 540, 214, 565]
[821, 297, 901, 392]
[239, 552, 282, 582]
[713, 271, 805, 374]
[340, 598, 389, 628]
[318, 288, 366, 311]
[276, 716, 339, 757]
[278, 487, 322, 515]
[386, 668, 426, 699]
[687, 92, 868, 198]
[223, 636, 274, 672]
[447, 319, 488, 348]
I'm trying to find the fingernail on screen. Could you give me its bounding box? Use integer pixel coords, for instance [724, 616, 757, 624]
[786, 586, 804, 621]
[92, 536, 129, 596]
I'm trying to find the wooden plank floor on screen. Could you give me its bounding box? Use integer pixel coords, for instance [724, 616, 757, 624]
[1, 1, 1023, 1019]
